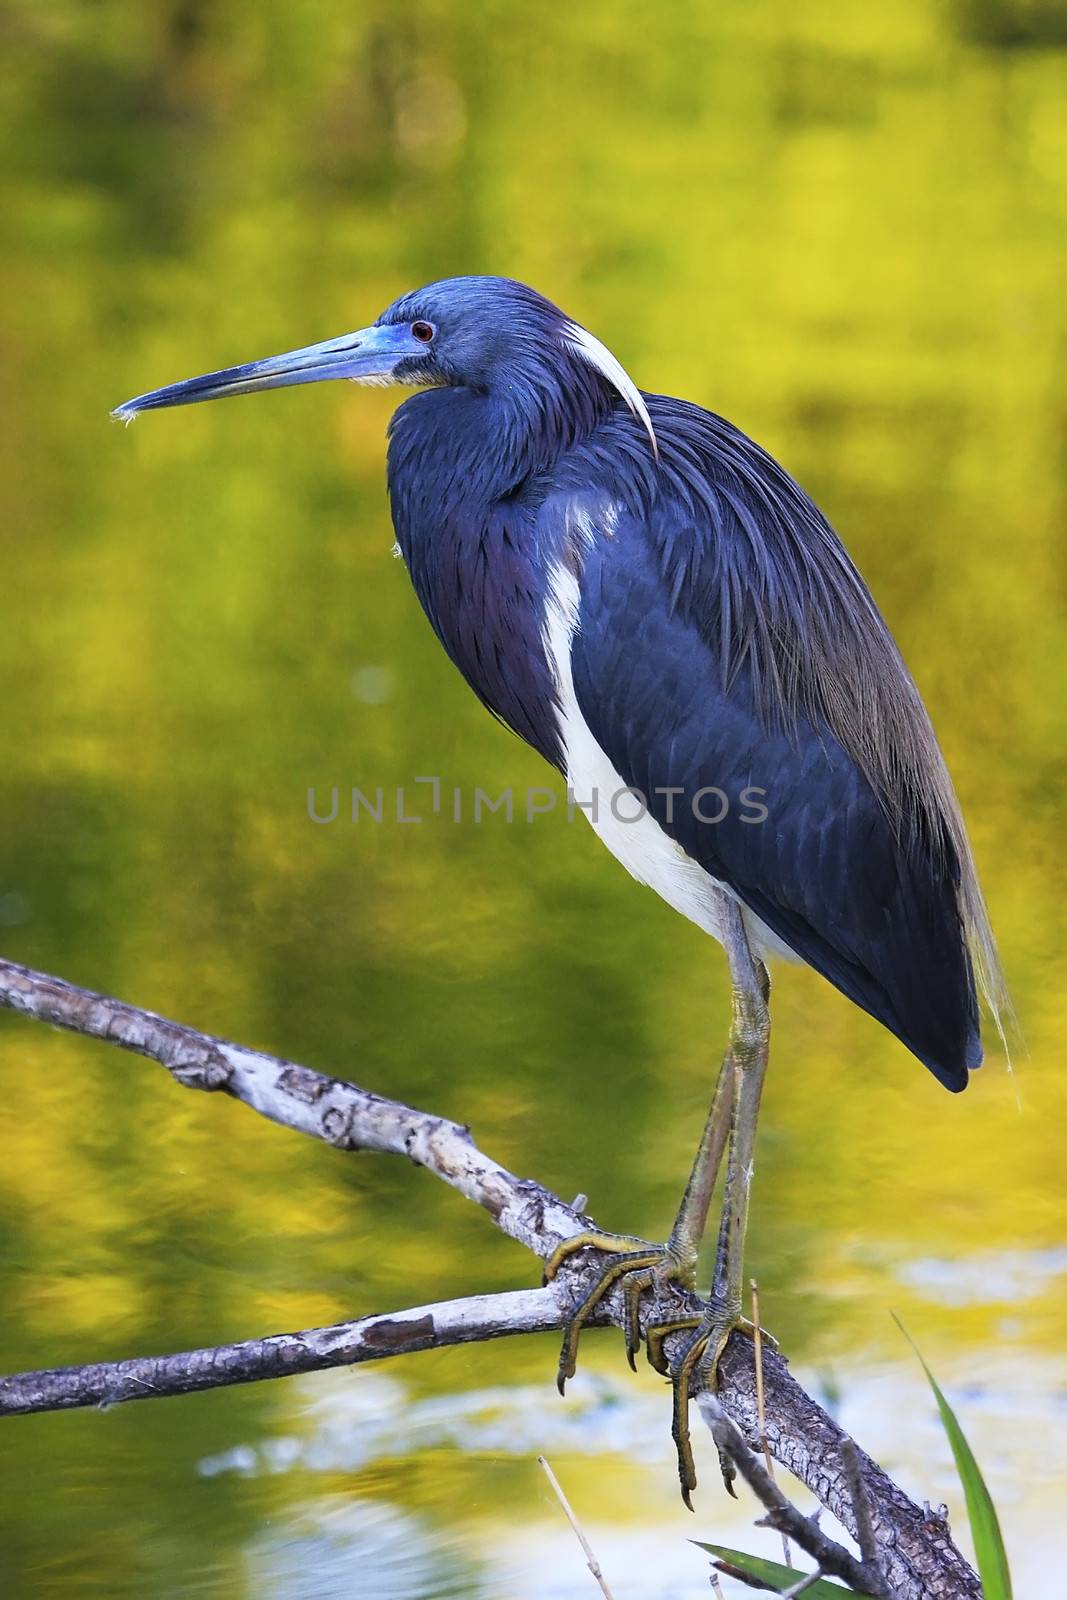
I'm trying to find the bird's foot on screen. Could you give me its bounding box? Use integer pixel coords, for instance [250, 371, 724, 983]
[542, 1228, 777, 1509]
[657, 1302, 776, 1508]
[542, 1228, 695, 1389]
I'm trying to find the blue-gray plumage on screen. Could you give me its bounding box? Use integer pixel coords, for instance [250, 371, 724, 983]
[114, 274, 1004, 1502]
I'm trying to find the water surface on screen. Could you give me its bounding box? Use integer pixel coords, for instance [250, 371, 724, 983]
[1, 2, 1064, 1594]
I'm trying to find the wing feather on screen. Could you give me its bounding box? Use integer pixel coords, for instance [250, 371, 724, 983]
[561, 401, 998, 1087]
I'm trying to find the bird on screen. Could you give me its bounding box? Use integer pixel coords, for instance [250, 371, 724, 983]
[114, 275, 1004, 1504]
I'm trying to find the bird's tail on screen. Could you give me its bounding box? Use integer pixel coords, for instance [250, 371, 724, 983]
[954, 820, 1015, 1072]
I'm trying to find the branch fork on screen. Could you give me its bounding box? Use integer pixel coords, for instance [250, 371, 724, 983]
[0, 956, 980, 1599]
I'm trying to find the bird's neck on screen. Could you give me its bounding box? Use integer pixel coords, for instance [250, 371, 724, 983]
[388, 367, 615, 519]
[385, 381, 609, 768]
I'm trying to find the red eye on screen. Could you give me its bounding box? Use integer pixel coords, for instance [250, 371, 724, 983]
[411, 320, 435, 344]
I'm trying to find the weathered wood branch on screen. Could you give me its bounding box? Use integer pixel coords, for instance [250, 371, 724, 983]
[700, 1395, 888, 1598]
[0, 1287, 565, 1414]
[0, 956, 980, 1599]
[0, 956, 580, 1258]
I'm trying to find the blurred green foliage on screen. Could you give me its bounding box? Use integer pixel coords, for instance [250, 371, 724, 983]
[0, 1, 1064, 1595]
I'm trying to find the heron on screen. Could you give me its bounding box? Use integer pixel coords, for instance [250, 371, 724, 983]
[114, 275, 1004, 1503]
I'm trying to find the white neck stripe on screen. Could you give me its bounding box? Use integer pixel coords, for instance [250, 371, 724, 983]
[563, 322, 659, 459]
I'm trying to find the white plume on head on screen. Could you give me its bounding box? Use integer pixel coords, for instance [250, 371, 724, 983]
[563, 321, 659, 458]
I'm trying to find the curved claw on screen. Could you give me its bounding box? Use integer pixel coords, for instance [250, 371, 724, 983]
[666, 1305, 757, 1507]
[716, 1445, 738, 1499]
[672, 1321, 714, 1509]
[553, 1244, 665, 1393]
[544, 1229, 693, 1391]
[543, 1225, 778, 1510]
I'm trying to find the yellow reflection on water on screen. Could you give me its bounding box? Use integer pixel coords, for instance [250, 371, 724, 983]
[0, 1, 1064, 1595]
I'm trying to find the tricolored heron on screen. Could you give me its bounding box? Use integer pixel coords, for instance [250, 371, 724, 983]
[115, 276, 1004, 1503]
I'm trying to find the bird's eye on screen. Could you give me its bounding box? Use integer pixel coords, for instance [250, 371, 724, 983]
[411, 320, 435, 344]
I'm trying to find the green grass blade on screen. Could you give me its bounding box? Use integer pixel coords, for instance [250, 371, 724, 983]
[894, 1317, 1013, 1600]
[692, 1542, 874, 1597]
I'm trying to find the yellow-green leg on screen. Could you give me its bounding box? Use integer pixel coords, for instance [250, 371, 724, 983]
[667, 907, 771, 1505]
[542, 1045, 736, 1387]
[542, 895, 772, 1506]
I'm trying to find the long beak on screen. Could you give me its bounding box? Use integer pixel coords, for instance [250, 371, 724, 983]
[112, 322, 423, 422]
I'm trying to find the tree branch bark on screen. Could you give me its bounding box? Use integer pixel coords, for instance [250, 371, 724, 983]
[0, 956, 980, 1600]
[700, 1394, 887, 1598]
[0, 1287, 564, 1414]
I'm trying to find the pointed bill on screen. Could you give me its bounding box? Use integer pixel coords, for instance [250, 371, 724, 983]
[112, 322, 431, 422]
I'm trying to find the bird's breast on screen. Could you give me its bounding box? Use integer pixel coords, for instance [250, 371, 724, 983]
[393, 500, 566, 768]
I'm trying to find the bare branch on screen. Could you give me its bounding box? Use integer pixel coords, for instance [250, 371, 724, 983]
[698, 1394, 887, 1598]
[0, 956, 982, 1600]
[0, 956, 583, 1258]
[711, 1345, 981, 1600]
[0, 1288, 566, 1416]
[751, 1276, 793, 1570]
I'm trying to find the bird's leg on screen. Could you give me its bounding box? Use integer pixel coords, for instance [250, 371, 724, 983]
[662, 901, 772, 1506]
[665, 1044, 737, 1274]
[542, 1046, 736, 1387]
[543, 896, 771, 1509]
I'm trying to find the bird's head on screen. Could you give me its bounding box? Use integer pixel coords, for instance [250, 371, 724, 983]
[112, 275, 656, 454]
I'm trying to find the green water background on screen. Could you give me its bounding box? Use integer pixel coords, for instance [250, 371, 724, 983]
[1, 2, 1064, 1595]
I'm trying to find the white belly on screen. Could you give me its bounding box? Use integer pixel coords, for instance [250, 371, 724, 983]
[543, 558, 797, 963]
